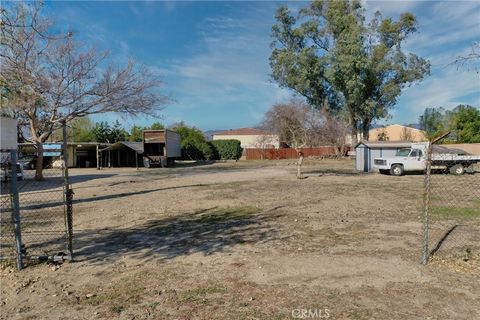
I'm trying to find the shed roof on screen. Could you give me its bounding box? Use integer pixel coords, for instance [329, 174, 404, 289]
[355, 141, 413, 148]
[100, 141, 143, 154]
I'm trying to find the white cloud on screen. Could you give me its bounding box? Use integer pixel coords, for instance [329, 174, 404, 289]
[392, 65, 480, 123]
[155, 8, 292, 129]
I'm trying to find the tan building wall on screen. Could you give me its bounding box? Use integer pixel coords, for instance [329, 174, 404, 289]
[369, 124, 426, 142]
[212, 134, 280, 148]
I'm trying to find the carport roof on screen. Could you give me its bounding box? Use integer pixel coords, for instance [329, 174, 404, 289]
[100, 141, 144, 154]
[355, 141, 413, 148]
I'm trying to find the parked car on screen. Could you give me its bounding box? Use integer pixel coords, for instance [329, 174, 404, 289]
[18, 157, 36, 170]
[0, 162, 24, 182]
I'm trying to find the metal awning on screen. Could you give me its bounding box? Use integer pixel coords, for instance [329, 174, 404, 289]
[100, 141, 144, 154]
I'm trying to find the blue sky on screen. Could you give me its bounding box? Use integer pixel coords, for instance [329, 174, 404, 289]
[45, 0, 480, 131]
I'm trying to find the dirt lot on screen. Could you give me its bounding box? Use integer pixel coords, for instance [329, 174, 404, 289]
[1, 159, 479, 319]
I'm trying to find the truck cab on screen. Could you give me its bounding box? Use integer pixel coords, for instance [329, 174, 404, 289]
[374, 145, 426, 176]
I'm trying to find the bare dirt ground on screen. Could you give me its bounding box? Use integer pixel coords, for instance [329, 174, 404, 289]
[1, 159, 479, 319]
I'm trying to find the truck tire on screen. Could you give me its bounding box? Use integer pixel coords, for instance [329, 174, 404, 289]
[465, 164, 475, 174]
[390, 164, 404, 176]
[449, 164, 465, 175]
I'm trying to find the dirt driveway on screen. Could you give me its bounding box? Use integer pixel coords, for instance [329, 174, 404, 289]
[1, 159, 479, 319]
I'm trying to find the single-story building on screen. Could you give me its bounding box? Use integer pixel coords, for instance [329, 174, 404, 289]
[213, 128, 280, 148]
[66, 142, 110, 168]
[355, 141, 413, 172]
[17, 142, 110, 168]
[346, 124, 427, 145]
[99, 141, 144, 168]
[369, 124, 426, 142]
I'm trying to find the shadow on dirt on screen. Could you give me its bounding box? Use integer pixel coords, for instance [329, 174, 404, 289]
[18, 184, 209, 211]
[2, 173, 118, 195]
[71, 206, 281, 264]
[305, 168, 367, 176]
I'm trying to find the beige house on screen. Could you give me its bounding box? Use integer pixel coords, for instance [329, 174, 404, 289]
[213, 128, 280, 148]
[369, 124, 426, 142]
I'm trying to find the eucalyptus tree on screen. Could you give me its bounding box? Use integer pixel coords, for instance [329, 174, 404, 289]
[270, 0, 430, 143]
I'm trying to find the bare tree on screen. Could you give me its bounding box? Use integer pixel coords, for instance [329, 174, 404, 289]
[453, 42, 480, 74]
[261, 98, 350, 154]
[400, 127, 414, 141]
[376, 127, 389, 141]
[253, 134, 278, 160]
[1, 2, 169, 179]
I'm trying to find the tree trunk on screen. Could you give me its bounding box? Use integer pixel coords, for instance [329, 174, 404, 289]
[362, 122, 371, 141]
[351, 122, 359, 146]
[34, 140, 44, 181]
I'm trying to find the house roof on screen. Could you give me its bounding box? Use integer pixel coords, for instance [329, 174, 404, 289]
[214, 128, 274, 136]
[355, 141, 413, 148]
[100, 141, 143, 154]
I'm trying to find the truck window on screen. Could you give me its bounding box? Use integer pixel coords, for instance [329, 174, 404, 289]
[396, 148, 411, 157]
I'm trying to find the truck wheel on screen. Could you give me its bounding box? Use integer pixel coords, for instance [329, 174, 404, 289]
[449, 164, 465, 175]
[390, 164, 404, 176]
[465, 164, 475, 174]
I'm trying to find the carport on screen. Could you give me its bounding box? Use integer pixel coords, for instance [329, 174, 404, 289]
[355, 141, 412, 172]
[99, 142, 144, 169]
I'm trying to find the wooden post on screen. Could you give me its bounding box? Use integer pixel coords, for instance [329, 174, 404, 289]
[108, 151, 111, 168]
[117, 149, 120, 167]
[135, 151, 139, 170]
[297, 150, 304, 179]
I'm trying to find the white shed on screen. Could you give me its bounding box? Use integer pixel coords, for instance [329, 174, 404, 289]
[355, 141, 412, 172]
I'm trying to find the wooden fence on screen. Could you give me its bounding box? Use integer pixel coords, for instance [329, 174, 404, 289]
[244, 147, 346, 160]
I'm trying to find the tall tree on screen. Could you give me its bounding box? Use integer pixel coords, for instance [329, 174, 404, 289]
[170, 122, 213, 160]
[419, 107, 447, 139]
[449, 105, 480, 143]
[419, 105, 480, 143]
[128, 125, 145, 142]
[270, 0, 430, 143]
[128, 122, 165, 142]
[150, 122, 165, 130]
[0, 2, 169, 179]
[49, 116, 95, 142]
[91, 120, 127, 143]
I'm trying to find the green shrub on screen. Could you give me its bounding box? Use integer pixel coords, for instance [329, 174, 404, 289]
[210, 140, 242, 160]
[171, 122, 214, 160]
[182, 141, 214, 160]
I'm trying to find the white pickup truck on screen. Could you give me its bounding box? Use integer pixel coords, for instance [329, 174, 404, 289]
[374, 142, 480, 176]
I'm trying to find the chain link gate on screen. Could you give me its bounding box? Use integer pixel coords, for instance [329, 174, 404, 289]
[0, 124, 73, 270]
[422, 134, 480, 265]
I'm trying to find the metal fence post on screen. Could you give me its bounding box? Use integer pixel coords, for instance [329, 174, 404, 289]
[421, 141, 433, 265]
[9, 150, 23, 270]
[62, 122, 74, 260]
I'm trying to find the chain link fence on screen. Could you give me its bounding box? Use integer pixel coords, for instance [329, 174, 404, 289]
[0, 130, 73, 269]
[0, 151, 22, 267]
[422, 136, 480, 265]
